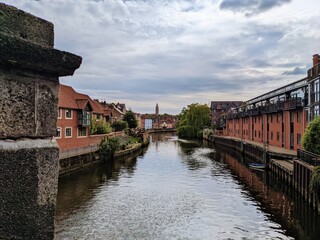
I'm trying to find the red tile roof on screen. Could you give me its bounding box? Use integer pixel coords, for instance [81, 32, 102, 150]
[58, 84, 105, 114]
[76, 99, 89, 109]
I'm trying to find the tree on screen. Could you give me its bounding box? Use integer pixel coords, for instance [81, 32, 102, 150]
[91, 118, 112, 135]
[177, 103, 211, 138]
[123, 110, 138, 129]
[111, 120, 128, 132]
[302, 116, 320, 155]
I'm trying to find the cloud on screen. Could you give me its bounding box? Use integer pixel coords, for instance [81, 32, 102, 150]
[282, 66, 307, 75]
[219, 0, 292, 16]
[2, 0, 319, 114]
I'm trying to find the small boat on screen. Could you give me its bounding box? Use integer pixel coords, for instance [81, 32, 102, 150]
[249, 163, 266, 170]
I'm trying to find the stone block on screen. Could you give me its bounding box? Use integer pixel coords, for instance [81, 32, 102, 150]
[0, 33, 82, 77]
[0, 139, 59, 239]
[0, 3, 54, 47]
[0, 70, 59, 138]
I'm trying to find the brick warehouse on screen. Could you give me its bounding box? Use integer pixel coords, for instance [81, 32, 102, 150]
[223, 54, 320, 151]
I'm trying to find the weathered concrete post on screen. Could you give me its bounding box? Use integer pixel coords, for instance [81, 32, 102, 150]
[0, 3, 82, 239]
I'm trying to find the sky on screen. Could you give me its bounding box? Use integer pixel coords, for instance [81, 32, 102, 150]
[3, 0, 320, 114]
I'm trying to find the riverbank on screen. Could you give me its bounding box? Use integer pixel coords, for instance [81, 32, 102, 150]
[59, 140, 149, 176]
[205, 133, 319, 214]
[147, 128, 176, 134]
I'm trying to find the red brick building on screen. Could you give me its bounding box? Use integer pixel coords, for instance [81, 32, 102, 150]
[98, 101, 125, 123]
[224, 78, 308, 151]
[56, 84, 107, 150]
[211, 101, 242, 128]
[308, 54, 320, 120]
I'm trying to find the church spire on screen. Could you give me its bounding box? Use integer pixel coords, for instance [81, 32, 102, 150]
[155, 103, 159, 115]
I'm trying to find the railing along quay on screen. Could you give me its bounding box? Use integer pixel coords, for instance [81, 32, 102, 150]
[297, 149, 320, 166]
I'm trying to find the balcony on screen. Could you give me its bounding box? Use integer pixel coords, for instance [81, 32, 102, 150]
[284, 98, 303, 110]
[261, 101, 284, 114]
[239, 111, 247, 118]
[225, 112, 239, 119]
[263, 103, 278, 113]
[78, 110, 91, 127]
[247, 107, 260, 116]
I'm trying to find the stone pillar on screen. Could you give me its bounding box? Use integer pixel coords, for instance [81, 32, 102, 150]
[0, 3, 82, 239]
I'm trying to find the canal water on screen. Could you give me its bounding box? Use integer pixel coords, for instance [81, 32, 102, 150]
[56, 133, 320, 240]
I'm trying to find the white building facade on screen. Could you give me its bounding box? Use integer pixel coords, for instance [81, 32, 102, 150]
[145, 119, 153, 129]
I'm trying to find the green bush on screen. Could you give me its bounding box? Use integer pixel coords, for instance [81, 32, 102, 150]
[128, 135, 141, 144]
[197, 129, 203, 138]
[99, 137, 120, 159]
[310, 166, 320, 200]
[177, 125, 194, 138]
[111, 120, 128, 132]
[91, 120, 112, 135]
[123, 110, 138, 129]
[302, 116, 320, 155]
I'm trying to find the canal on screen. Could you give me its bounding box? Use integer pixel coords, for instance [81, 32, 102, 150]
[56, 133, 320, 239]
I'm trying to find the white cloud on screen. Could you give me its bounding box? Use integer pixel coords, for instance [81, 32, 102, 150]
[3, 0, 320, 114]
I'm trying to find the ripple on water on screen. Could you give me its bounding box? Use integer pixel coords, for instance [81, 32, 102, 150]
[57, 188, 204, 239]
[56, 138, 299, 240]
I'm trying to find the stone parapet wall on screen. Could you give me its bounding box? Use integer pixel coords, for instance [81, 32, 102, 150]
[0, 3, 81, 239]
[0, 72, 59, 138]
[0, 3, 54, 47]
[0, 139, 59, 239]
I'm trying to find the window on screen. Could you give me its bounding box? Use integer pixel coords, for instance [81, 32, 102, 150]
[78, 110, 91, 126]
[58, 109, 61, 119]
[65, 109, 72, 119]
[270, 115, 273, 123]
[271, 132, 273, 140]
[297, 112, 301, 123]
[315, 105, 319, 118]
[96, 114, 101, 121]
[56, 127, 61, 138]
[277, 132, 280, 142]
[65, 127, 72, 138]
[255, 130, 257, 137]
[297, 134, 301, 144]
[78, 127, 87, 137]
[290, 112, 294, 123]
[314, 79, 319, 103]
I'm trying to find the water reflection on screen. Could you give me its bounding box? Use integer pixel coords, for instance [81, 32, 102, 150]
[213, 144, 320, 240]
[55, 134, 320, 240]
[56, 148, 146, 222]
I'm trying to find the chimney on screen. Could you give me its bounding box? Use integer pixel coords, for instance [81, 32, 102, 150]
[313, 54, 319, 66]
